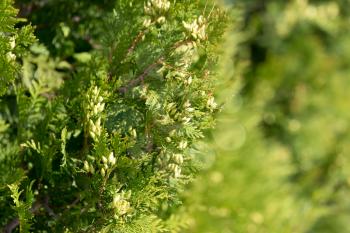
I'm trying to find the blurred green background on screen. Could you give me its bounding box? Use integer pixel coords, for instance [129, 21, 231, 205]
[183, 0, 350, 232]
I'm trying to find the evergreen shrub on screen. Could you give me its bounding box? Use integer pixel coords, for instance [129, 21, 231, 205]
[0, 0, 227, 232]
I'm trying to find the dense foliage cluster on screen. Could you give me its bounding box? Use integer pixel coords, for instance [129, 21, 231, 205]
[2, 0, 350, 232]
[0, 0, 227, 232]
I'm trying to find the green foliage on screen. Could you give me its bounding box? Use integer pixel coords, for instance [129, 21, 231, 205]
[0, 0, 36, 96]
[183, 0, 350, 232]
[8, 181, 35, 233]
[6, 0, 350, 232]
[0, 0, 227, 232]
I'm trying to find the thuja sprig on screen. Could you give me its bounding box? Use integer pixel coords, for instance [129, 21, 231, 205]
[84, 86, 105, 142]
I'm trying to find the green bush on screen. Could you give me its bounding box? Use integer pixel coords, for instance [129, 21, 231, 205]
[0, 0, 227, 232]
[3, 0, 350, 232]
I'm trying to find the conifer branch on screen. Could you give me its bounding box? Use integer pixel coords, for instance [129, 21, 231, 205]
[117, 38, 196, 94]
[127, 29, 148, 56]
[4, 200, 40, 233]
[118, 58, 164, 94]
[0, 0, 226, 231]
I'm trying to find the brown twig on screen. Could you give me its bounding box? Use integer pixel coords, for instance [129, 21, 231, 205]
[43, 196, 58, 219]
[117, 38, 197, 94]
[118, 58, 164, 94]
[127, 30, 148, 56]
[4, 218, 19, 233]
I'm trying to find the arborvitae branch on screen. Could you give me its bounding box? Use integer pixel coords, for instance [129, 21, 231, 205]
[0, 0, 228, 232]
